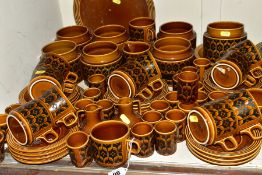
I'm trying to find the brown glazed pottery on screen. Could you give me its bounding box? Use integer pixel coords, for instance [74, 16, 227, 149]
[56, 25, 93, 48]
[142, 110, 163, 125]
[150, 99, 170, 114]
[208, 91, 228, 101]
[77, 104, 103, 134]
[177, 71, 199, 104]
[207, 21, 244, 39]
[29, 53, 78, 99]
[7, 86, 78, 145]
[154, 120, 177, 156]
[203, 32, 247, 62]
[67, 131, 93, 168]
[129, 17, 156, 43]
[181, 66, 198, 73]
[87, 74, 107, 97]
[81, 41, 122, 84]
[131, 122, 154, 158]
[108, 41, 161, 98]
[0, 114, 7, 136]
[153, 37, 194, 81]
[187, 88, 262, 151]
[193, 58, 211, 82]
[0, 131, 4, 162]
[158, 21, 197, 48]
[96, 99, 115, 120]
[165, 109, 187, 142]
[73, 0, 155, 30]
[197, 91, 208, 105]
[94, 24, 129, 48]
[194, 44, 204, 58]
[83, 87, 102, 101]
[5, 103, 21, 114]
[178, 102, 198, 114]
[164, 91, 178, 108]
[172, 73, 179, 91]
[74, 98, 94, 111]
[115, 97, 142, 127]
[90, 120, 141, 168]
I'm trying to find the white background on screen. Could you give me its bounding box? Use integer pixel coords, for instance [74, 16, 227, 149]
[0, 0, 262, 170]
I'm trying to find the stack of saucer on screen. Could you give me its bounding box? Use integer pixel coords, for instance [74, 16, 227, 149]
[185, 128, 262, 166]
[7, 125, 78, 164]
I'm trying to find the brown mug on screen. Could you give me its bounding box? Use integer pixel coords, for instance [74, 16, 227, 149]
[177, 71, 199, 104]
[182, 66, 198, 73]
[0, 131, 4, 162]
[178, 102, 198, 114]
[197, 91, 208, 105]
[150, 100, 170, 115]
[67, 131, 93, 168]
[7, 86, 78, 145]
[87, 74, 107, 97]
[164, 91, 179, 108]
[154, 120, 177, 156]
[5, 103, 21, 114]
[131, 122, 154, 158]
[29, 53, 78, 99]
[91, 121, 141, 168]
[208, 91, 228, 101]
[193, 58, 211, 82]
[188, 88, 262, 151]
[83, 87, 102, 101]
[165, 109, 186, 142]
[74, 98, 94, 112]
[96, 99, 115, 120]
[129, 17, 156, 43]
[142, 110, 163, 125]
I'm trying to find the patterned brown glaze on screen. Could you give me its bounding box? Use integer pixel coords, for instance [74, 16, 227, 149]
[91, 121, 140, 168]
[203, 32, 247, 62]
[129, 17, 156, 44]
[69, 54, 83, 83]
[177, 71, 199, 104]
[154, 120, 177, 156]
[0, 132, 4, 162]
[131, 122, 154, 158]
[96, 99, 115, 121]
[67, 131, 93, 168]
[88, 74, 107, 97]
[188, 89, 262, 148]
[0, 114, 7, 135]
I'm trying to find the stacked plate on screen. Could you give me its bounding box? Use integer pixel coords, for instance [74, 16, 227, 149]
[185, 127, 262, 166]
[7, 125, 78, 164]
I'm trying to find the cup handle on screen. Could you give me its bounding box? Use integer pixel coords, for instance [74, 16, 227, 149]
[243, 75, 257, 87]
[214, 135, 240, 151]
[133, 100, 142, 115]
[63, 72, 78, 94]
[148, 79, 164, 92]
[137, 88, 154, 101]
[146, 28, 155, 42]
[250, 66, 262, 79]
[36, 128, 59, 144]
[126, 139, 141, 155]
[56, 112, 78, 128]
[240, 123, 262, 140]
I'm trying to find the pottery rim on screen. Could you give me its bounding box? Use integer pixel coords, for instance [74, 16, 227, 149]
[154, 120, 177, 135]
[165, 109, 186, 123]
[142, 110, 163, 124]
[131, 122, 154, 137]
[207, 21, 244, 38]
[66, 131, 89, 149]
[159, 21, 193, 39]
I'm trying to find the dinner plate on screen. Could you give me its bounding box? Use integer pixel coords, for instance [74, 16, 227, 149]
[74, 0, 155, 30]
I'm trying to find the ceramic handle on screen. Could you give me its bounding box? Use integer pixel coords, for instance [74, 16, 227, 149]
[56, 112, 78, 128]
[37, 127, 59, 144]
[63, 72, 78, 94]
[240, 123, 262, 140]
[250, 66, 262, 79]
[133, 100, 142, 115]
[243, 75, 257, 87]
[148, 79, 164, 92]
[126, 138, 141, 155]
[137, 88, 154, 101]
[145, 28, 155, 42]
[214, 135, 240, 151]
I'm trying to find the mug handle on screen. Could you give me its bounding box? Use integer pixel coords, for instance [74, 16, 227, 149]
[133, 100, 142, 115]
[136, 88, 154, 101]
[76, 110, 86, 128]
[250, 66, 262, 79]
[240, 123, 262, 140]
[126, 139, 141, 155]
[243, 75, 257, 87]
[36, 127, 59, 144]
[56, 112, 78, 128]
[63, 72, 78, 94]
[146, 28, 155, 42]
[148, 79, 164, 92]
[214, 135, 240, 151]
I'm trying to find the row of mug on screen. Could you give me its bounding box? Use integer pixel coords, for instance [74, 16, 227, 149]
[67, 120, 179, 168]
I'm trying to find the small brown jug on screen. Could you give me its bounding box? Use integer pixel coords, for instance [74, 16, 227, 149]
[77, 104, 103, 134]
[115, 97, 142, 127]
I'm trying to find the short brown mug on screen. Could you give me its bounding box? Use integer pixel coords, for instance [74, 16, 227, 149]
[96, 99, 115, 120]
[154, 120, 177, 156]
[74, 98, 94, 112]
[142, 110, 163, 125]
[164, 91, 179, 108]
[150, 100, 170, 115]
[177, 71, 199, 104]
[197, 91, 209, 105]
[165, 109, 187, 142]
[83, 87, 102, 101]
[67, 131, 93, 168]
[129, 17, 156, 43]
[131, 122, 154, 158]
[87, 74, 107, 97]
[208, 91, 228, 101]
